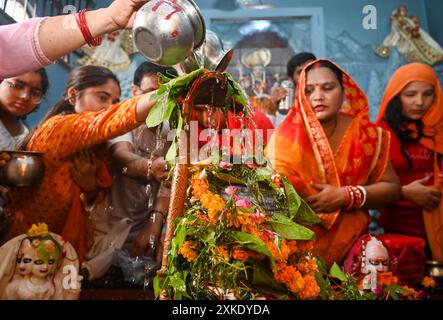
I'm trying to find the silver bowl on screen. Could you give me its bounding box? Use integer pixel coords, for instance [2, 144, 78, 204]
[0, 151, 45, 187]
[133, 0, 206, 66]
[426, 260, 443, 284]
[175, 0, 206, 49]
[180, 30, 233, 73]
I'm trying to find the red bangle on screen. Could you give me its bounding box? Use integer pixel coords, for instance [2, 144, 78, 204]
[75, 9, 102, 47]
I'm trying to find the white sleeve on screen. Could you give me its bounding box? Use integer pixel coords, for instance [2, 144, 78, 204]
[108, 132, 133, 146]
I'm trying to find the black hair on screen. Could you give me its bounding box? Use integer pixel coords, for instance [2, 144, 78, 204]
[305, 60, 344, 88]
[133, 62, 178, 86]
[17, 68, 49, 120]
[384, 95, 432, 167]
[19, 65, 119, 150]
[287, 52, 317, 79]
[36, 68, 49, 96]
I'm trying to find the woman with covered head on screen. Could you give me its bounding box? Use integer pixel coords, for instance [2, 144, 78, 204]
[1, 65, 159, 262]
[376, 63, 443, 261]
[266, 59, 401, 267]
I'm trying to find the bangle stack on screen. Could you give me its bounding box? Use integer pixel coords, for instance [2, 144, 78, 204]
[344, 185, 367, 209]
[75, 9, 102, 47]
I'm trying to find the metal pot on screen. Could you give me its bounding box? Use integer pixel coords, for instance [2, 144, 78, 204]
[180, 30, 233, 73]
[426, 260, 443, 284]
[133, 0, 206, 66]
[0, 151, 45, 187]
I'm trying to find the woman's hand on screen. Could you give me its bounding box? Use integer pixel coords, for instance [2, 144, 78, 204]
[131, 211, 165, 258]
[150, 157, 169, 183]
[305, 183, 347, 213]
[0, 152, 11, 167]
[402, 175, 442, 212]
[70, 150, 99, 204]
[106, 0, 149, 29]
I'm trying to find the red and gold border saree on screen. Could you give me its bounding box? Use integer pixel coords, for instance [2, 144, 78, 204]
[266, 59, 391, 266]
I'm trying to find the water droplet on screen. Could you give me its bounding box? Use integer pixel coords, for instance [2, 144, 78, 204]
[145, 184, 152, 196]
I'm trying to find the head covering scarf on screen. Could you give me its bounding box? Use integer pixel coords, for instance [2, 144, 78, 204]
[376, 63, 443, 261]
[266, 59, 391, 266]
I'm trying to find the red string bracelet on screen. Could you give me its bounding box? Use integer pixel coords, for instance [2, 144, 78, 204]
[75, 9, 102, 47]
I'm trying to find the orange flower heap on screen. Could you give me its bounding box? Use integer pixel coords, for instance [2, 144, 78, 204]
[422, 276, 436, 288]
[191, 172, 225, 222]
[179, 240, 198, 262]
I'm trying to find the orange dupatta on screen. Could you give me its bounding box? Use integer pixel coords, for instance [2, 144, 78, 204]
[376, 63, 443, 261]
[266, 59, 391, 265]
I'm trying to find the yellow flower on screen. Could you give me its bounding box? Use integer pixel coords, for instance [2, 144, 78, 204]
[422, 276, 436, 288]
[27, 222, 49, 238]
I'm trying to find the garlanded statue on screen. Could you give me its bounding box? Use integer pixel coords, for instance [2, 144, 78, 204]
[78, 30, 136, 72]
[0, 223, 81, 300]
[343, 234, 396, 293]
[373, 5, 443, 65]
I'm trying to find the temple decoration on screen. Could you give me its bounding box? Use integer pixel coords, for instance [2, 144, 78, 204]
[373, 5, 443, 65]
[240, 48, 272, 96]
[77, 30, 137, 72]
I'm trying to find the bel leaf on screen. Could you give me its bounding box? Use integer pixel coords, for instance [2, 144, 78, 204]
[232, 231, 276, 270]
[267, 213, 315, 240]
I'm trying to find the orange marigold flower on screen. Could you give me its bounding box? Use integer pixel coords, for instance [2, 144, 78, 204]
[378, 272, 399, 287]
[266, 240, 282, 261]
[215, 244, 230, 262]
[287, 240, 298, 255]
[298, 240, 314, 252]
[286, 270, 305, 294]
[280, 239, 291, 261]
[297, 257, 318, 275]
[233, 247, 250, 262]
[422, 276, 436, 288]
[402, 285, 417, 297]
[179, 240, 198, 262]
[299, 275, 320, 300]
[275, 263, 305, 294]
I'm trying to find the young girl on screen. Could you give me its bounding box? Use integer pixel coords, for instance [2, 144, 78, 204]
[0, 69, 48, 150]
[376, 63, 443, 261]
[2, 65, 158, 261]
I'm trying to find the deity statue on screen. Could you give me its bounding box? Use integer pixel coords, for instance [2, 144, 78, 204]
[373, 5, 443, 65]
[344, 234, 395, 293]
[0, 223, 81, 300]
[78, 30, 136, 72]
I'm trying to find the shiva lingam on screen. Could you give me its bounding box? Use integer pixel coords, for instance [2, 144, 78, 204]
[157, 70, 233, 300]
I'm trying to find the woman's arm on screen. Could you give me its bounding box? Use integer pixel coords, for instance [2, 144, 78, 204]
[0, 0, 147, 78]
[401, 174, 443, 212]
[305, 161, 401, 212]
[29, 91, 158, 161]
[110, 141, 169, 183]
[361, 160, 402, 208]
[39, 0, 148, 61]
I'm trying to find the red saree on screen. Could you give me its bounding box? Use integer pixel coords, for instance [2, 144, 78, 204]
[376, 63, 443, 261]
[266, 59, 391, 266]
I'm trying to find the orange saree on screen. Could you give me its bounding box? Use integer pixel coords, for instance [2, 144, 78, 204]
[376, 63, 443, 261]
[266, 59, 391, 266]
[3, 96, 141, 261]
